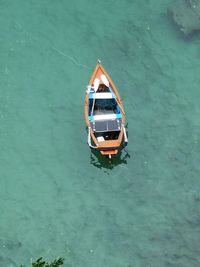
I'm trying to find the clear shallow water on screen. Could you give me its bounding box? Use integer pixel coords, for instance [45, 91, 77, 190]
[0, 0, 200, 266]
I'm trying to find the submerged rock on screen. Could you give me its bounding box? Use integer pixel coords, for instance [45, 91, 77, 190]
[168, 0, 200, 36]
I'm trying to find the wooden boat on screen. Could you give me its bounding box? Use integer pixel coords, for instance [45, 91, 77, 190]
[84, 60, 128, 158]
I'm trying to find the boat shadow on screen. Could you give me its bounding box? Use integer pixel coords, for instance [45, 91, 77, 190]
[90, 147, 130, 170]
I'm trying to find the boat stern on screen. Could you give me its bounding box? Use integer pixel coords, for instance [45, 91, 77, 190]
[100, 149, 118, 156]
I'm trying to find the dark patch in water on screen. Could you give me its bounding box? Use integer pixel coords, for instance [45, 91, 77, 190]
[0, 238, 22, 250]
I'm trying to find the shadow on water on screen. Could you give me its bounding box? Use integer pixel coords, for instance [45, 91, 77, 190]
[90, 148, 130, 170]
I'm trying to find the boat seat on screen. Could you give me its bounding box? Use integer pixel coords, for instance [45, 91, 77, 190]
[90, 92, 114, 99]
[93, 114, 120, 121]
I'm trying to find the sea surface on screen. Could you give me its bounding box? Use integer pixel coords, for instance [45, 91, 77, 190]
[0, 0, 200, 266]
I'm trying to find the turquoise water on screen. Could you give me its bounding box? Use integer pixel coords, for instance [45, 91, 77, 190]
[0, 0, 200, 266]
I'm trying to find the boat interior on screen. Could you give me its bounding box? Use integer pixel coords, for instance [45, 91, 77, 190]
[88, 82, 122, 142]
[94, 131, 120, 141]
[98, 83, 110, 92]
[89, 98, 120, 116]
[88, 83, 120, 116]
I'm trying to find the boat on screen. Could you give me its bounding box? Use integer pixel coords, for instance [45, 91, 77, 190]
[84, 60, 128, 158]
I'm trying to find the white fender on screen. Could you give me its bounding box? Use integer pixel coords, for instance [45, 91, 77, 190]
[94, 78, 100, 92]
[100, 74, 109, 87]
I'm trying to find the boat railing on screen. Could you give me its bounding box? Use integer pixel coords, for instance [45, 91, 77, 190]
[122, 124, 128, 146]
[87, 127, 98, 149]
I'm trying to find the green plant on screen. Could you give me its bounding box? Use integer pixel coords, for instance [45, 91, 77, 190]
[19, 257, 64, 267]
